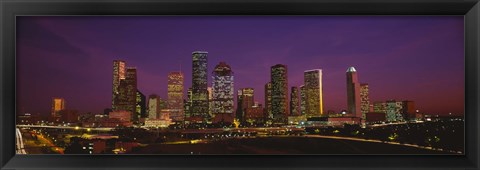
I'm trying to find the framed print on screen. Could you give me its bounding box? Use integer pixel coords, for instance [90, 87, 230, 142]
[1, 0, 479, 169]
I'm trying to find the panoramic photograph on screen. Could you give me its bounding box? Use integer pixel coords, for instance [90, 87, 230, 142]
[15, 16, 464, 155]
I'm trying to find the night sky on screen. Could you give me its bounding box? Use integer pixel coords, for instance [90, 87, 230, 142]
[16, 16, 464, 116]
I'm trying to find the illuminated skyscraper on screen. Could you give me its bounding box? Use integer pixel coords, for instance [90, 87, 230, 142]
[148, 94, 161, 119]
[271, 64, 289, 124]
[300, 85, 306, 115]
[208, 87, 214, 118]
[290, 86, 300, 116]
[51, 97, 65, 118]
[136, 90, 146, 118]
[168, 72, 184, 122]
[360, 84, 370, 119]
[116, 67, 138, 123]
[212, 62, 235, 116]
[112, 60, 126, 110]
[304, 69, 323, 117]
[346, 67, 362, 118]
[264, 82, 273, 120]
[184, 88, 193, 118]
[236, 88, 254, 122]
[191, 51, 209, 118]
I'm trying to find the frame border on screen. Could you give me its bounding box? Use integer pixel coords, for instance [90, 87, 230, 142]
[1, 0, 479, 169]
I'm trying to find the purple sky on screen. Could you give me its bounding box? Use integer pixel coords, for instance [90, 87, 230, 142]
[16, 16, 464, 116]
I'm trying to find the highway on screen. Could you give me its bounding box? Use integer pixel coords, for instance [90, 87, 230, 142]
[17, 125, 113, 131]
[15, 128, 27, 154]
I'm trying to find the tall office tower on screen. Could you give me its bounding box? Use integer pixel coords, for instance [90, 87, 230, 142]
[192, 51, 209, 118]
[207, 87, 214, 118]
[346, 67, 362, 118]
[212, 62, 235, 116]
[168, 72, 185, 122]
[300, 85, 306, 115]
[290, 86, 300, 116]
[136, 90, 146, 118]
[360, 84, 370, 120]
[401, 100, 416, 121]
[117, 67, 138, 123]
[236, 88, 254, 122]
[184, 88, 193, 118]
[148, 94, 161, 119]
[264, 82, 273, 120]
[51, 97, 65, 118]
[236, 89, 244, 122]
[304, 69, 324, 117]
[271, 64, 289, 124]
[386, 100, 404, 122]
[112, 60, 126, 110]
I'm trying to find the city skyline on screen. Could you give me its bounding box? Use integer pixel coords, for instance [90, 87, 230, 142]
[17, 16, 464, 116]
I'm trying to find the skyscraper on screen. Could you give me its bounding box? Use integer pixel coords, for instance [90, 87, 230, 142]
[237, 88, 254, 122]
[148, 94, 161, 119]
[191, 51, 209, 119]
[212, 62, 235, 117]
[304, 69, 323, 117]
[290, 86, 300, 116]
[116, 67, 138, 123]
[346, 67, 362, 118]
[264, 82, 273, 120]
[207, 87, 214, 118]
[360, 84, 370, 120]
[112, 60, 126, 110]
[271, 64, 289, 124]
[300, 85, 306, 115]
[136, 90, 146, 118]
[168, 72, 184, 122]
[51, 97, 65, 118]
[184, 87, 193, 118]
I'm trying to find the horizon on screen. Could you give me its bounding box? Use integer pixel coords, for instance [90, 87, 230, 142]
[16, 16, 464, 116]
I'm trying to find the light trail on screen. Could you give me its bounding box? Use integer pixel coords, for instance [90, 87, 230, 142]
[16, 128, 27, 154]
[17, 125, 113, 131]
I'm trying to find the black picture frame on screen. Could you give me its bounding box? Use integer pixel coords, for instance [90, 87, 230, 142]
[1, 0, 479, 169]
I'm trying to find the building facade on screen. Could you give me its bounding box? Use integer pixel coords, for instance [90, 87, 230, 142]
[208, 87, 214, 118]
[51, 97, 65, 118]
[290, 86, 300, 116]
[136, 90, 146, 119]
[212, 62, 235, 117]
[386, 100, 404, 122]
[184, 88, 193, 118]
[300, 85, 306, 115]
[401, 100, 416, 121]
[116, 67, 138, 123]
[264, 82, 273, 120]
[271, 64, 289, 124]
[236, 88, 254, 122]
[360, 84, 370, 120]
[191, 51, 209, 119]
[346, 67, 362, 118]
[304, 69, 324, 117]
[112, 60, 126, 111]
[148, 94, 161, 119]
[167, 72, 185, 122]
